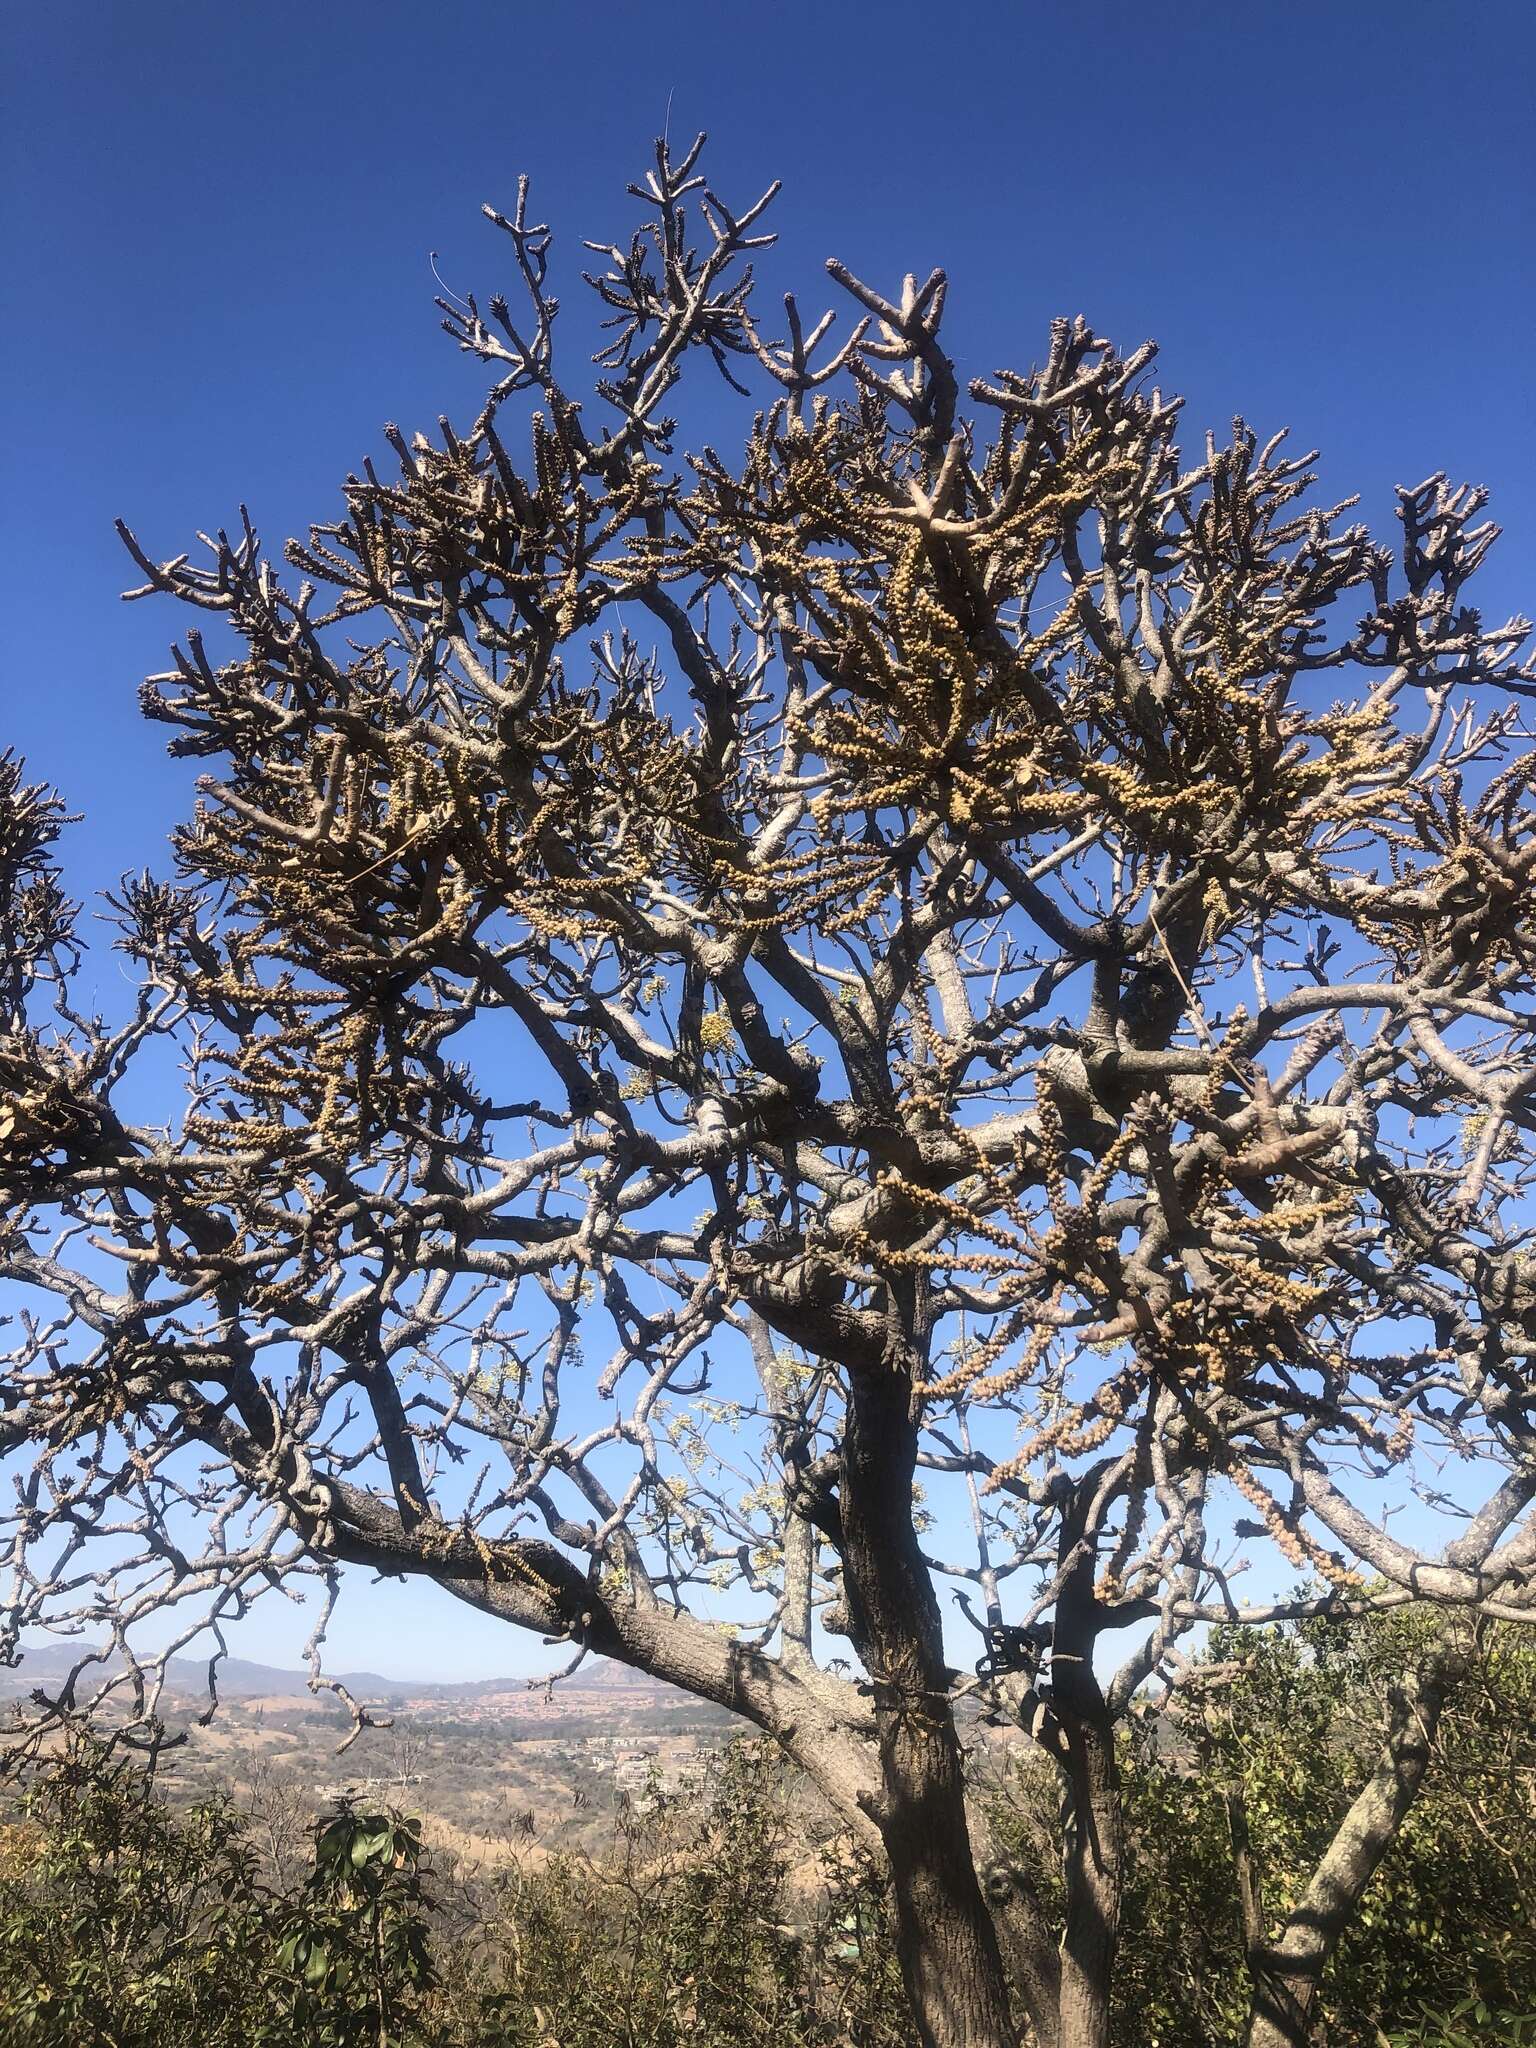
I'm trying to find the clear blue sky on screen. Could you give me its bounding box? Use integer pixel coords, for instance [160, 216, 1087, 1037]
[3, 0, 1533, 1681]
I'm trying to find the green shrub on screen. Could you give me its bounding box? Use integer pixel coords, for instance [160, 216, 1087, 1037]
[984, 1611, 1536, 2047]
[260, 1807, 438, 2047]
[0, 1735, 913, 2048]
[5, 1630, 1534, 2048]
[443, 1743, 910, 2047]
[0, 1736, 269, 2046]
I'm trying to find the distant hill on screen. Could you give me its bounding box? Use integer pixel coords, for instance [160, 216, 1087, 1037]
[0, 1641, 680, 1704]
[561, 1657, 676, 1693]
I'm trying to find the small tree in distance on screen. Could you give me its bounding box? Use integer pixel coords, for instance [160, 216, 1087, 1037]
[2, 134, 1534, 2048]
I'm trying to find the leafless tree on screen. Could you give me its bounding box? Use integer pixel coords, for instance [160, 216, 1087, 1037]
[388, 1721, 427, 1793]
[234, 1740, 311, 1886]
[2, 136, 1534, 2048]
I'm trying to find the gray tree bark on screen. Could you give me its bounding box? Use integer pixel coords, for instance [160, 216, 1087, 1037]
[839, 1363, 1024, 2048]
[1049, 1524, 1126, 2048]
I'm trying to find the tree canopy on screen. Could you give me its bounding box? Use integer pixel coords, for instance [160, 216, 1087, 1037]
[3, 136, 1534, 2048]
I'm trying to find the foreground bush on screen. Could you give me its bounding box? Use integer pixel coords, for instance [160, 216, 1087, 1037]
[0, 1743, 443, 2047]
[447, 1745, 908, 2048]
[0, 1742, 269, 2045]
[987, 1610, 1536, 2046]
[0, 1736, 909, 2048]
[1, 1614, 1533, 2046]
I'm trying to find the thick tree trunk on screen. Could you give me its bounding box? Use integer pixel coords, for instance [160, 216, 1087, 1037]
[840, 1363, 1022, 2048]
[880, 1701, 1029, 2048]
[1054, 1716, 1124, 2048]
[1241, 1651, 1456, 2048]
[1050, 1538, 1125, 2048]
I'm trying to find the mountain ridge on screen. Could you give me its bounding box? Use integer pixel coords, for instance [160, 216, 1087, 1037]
[1, 1642, 677, 1702]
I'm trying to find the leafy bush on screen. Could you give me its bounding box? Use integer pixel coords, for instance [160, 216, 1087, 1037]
[260, 1807, 439, 2047]
[0, 1736, 911, 2048]
[442, 1744, 909, 2048]
[0, 1740, 443, 2048]
[984, 1611, 1536, 2046]
[1387, 1996, 1536, 2048]
[4, 1627, 1535, 2048]
[0, 1738, 270, 2046]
